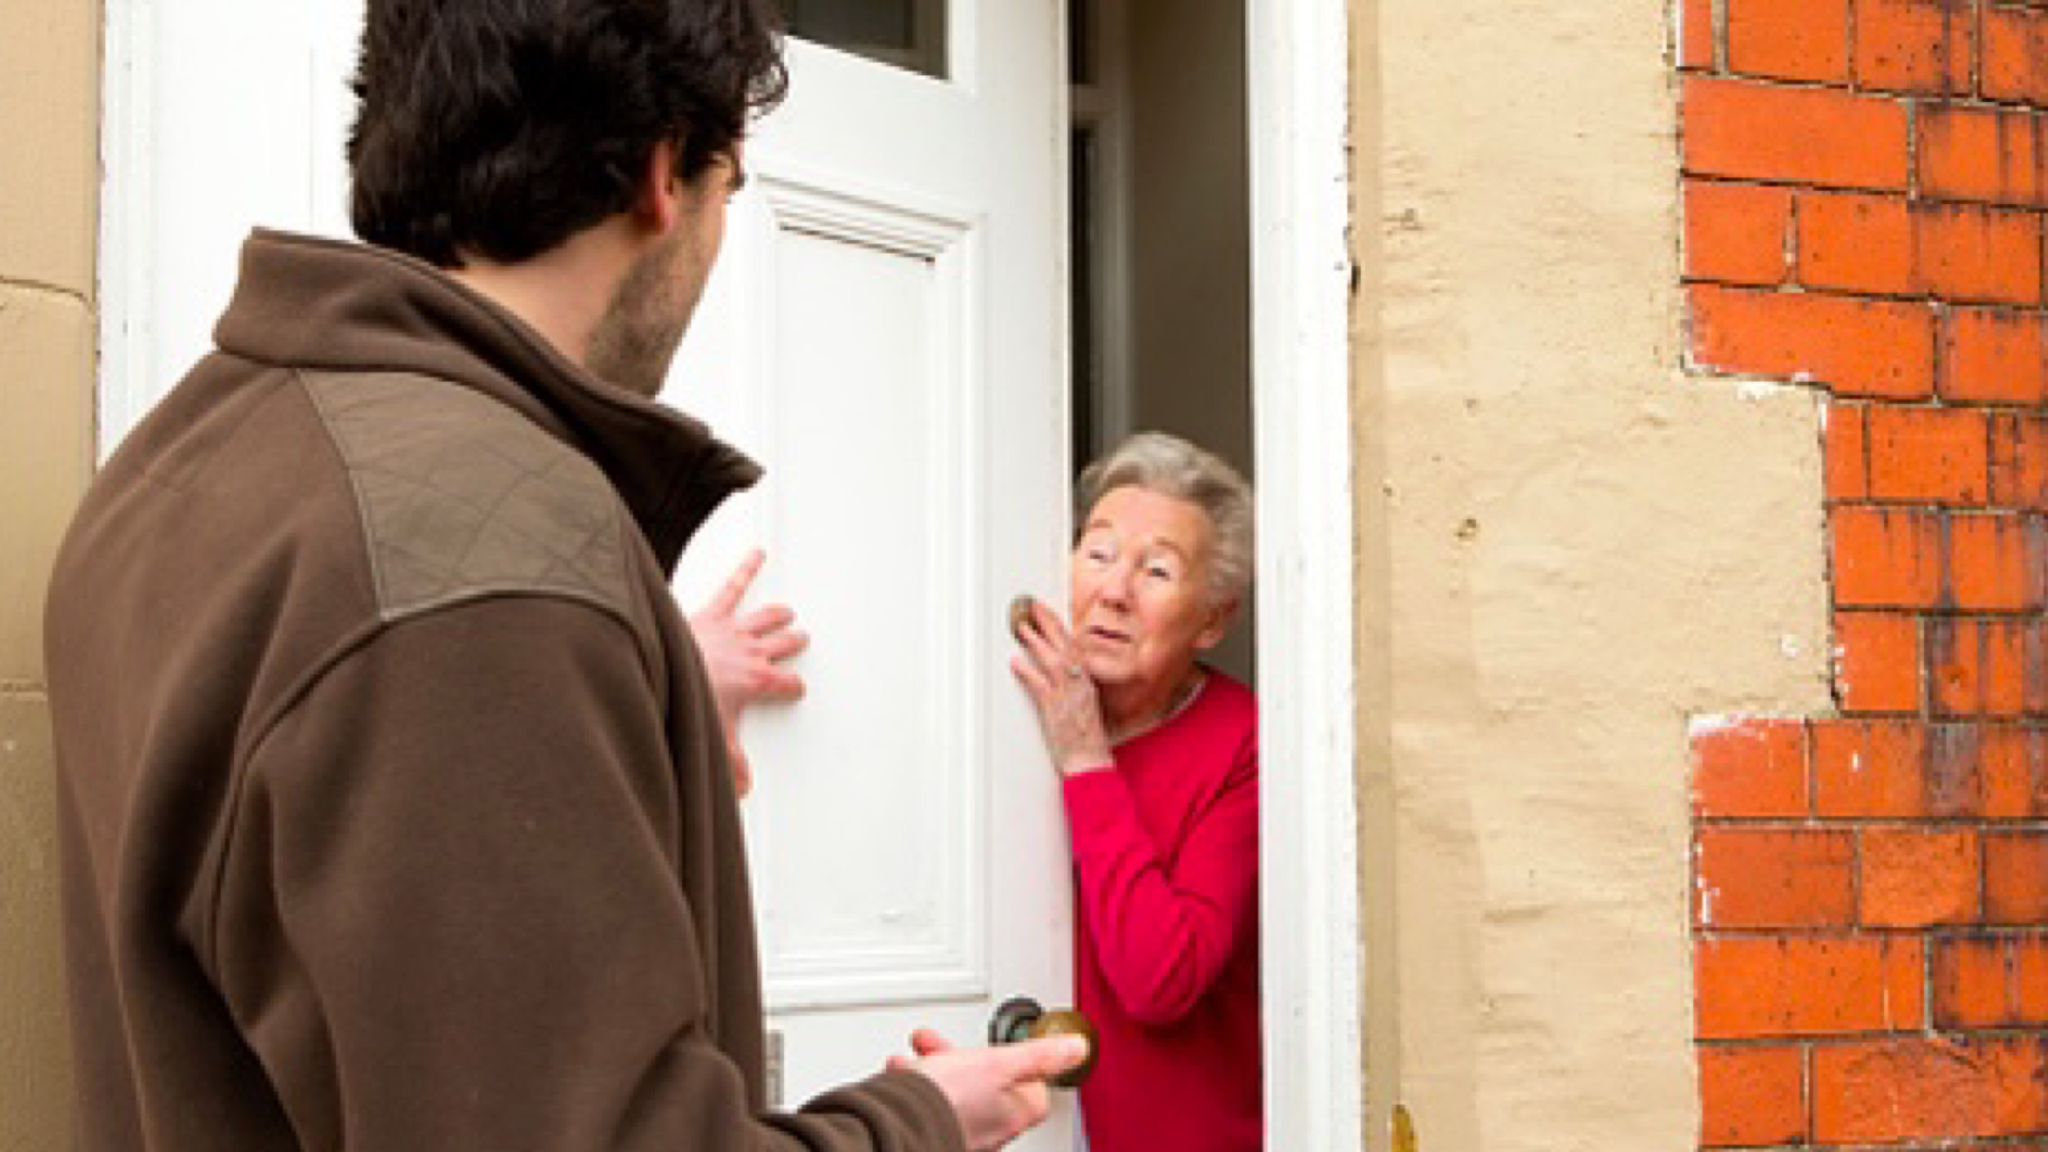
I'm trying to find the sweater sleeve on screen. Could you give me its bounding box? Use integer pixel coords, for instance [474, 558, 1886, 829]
[210, 595, 963, 1152]
[1060, 724, 1259, 1026]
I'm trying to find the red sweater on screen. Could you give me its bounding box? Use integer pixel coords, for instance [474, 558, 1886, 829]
[1062, 671, 1261, 1152]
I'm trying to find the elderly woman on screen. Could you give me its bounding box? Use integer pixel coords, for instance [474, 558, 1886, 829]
[1010, 431, 1261, 1152]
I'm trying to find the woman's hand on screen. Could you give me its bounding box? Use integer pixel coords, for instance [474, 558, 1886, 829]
[1009, 598, 1114, 777]
[690, 549, 808, 797]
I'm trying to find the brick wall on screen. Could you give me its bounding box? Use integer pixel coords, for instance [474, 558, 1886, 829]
[1684, 1, 2048, 1147]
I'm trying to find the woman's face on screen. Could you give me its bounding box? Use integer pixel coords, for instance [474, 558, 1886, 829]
[1068, 486, 1233, 694]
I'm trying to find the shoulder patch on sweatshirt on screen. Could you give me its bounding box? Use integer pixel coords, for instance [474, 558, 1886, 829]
[300, 370, 631, 621]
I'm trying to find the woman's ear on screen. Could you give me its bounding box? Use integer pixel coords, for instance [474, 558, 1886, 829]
[1193, 597, 1239, 652]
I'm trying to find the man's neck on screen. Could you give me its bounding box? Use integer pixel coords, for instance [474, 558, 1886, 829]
[445, 224, 633, 370]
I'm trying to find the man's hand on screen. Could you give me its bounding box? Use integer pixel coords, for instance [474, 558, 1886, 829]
[886, 1028, 1088, 1152]
[689, 549, 807, 797]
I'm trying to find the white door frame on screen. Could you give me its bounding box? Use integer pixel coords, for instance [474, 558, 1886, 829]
[1246, 1, 1363, 1149]
[98, 0, 1365, 1144]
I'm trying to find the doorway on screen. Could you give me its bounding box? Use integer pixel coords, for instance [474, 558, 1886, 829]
[1066, 2, 1363, 1149]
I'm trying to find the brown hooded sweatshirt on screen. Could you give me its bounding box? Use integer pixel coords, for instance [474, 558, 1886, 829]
[45, 230, 964, 1152]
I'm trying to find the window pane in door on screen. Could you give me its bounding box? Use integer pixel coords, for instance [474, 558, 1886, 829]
[783, 0, 947, 79]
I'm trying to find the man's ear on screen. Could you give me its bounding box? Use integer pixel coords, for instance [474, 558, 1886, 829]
[631, 137, 686, 235]
[1193, 597, 1238, 652]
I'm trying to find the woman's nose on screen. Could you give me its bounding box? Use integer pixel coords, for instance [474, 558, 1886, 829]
[1098, 560, 1136, 603]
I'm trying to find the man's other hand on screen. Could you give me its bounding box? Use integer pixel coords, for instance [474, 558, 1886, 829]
[688, 548, 807, 797]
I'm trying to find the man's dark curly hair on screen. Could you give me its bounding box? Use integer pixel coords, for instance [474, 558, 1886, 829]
[348, 0, 788, 267]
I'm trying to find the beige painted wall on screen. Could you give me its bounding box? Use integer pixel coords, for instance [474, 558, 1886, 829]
[1351, 1, 1831, 1149]
[0, 3, 96, 1147]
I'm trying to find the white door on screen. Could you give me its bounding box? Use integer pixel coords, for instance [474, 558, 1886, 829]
[670, 4, 1076, 1141]
[102, 2, 1076, 1146]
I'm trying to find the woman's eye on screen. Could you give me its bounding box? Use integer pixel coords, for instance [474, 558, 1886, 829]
[1146, 563, 1177, 582]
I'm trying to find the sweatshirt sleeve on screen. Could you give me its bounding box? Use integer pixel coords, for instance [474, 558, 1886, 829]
[209, 595, 964, 1152]
[1060, 726, 1259, 1025]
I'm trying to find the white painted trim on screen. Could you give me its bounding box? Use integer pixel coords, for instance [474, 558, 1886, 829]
[98, 0, 157, 461]
[1248, 1, 1363, 1151]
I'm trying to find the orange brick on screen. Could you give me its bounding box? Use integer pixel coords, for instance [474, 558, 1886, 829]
[1827, 402, 1871, 501]
[1729, 0, 1851, 81]
[1812, 1036, 2048, 1143]
[1791, 194, 2040, 304]
[1682, 0, 1716, 69]
[1972, 725, 2048, 818]
[1935, 936, 2018, 1028]
[1813, 717, 1930, 816]
[1941, 308, 2048, 406]
[1686, 77, 1912, 190]
[1696, 936, 1924, 1039]
[1861, 826, 1982, 926]
[1915, 202, 2045, 306]
[1690, 285, 1935, 398]
[1865, 405, 1990, 506]
[1831, 506, 1944, 607]
[1696, 828, 1857, 928]
[1920, 104, 2048, 208]
[1797, 191, 1915, 295]
[1987, 832, 2048, 922]
[1931, 723, 2048, 819]
[1927, 724, 1985, 816]
[1983, 4, 2048, 105]
[1834, 610, 1921, 712]
[1928, 618, 2048, 717]
[1693, 717, 1810, 818]
[2021, 937, 2048, 1024]
[1853, 0, 1974, 94]
[1699, 1045, 1807, 1146]
[1991, 413, 2048, 509]
[1686, 181, 1791, 285]
[1947, 513, 2047, 612]
[1935, 935, 2048, 1028]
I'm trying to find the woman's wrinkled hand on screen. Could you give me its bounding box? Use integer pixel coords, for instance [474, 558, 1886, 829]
[1009, 598, 1114, 778]
[690, 548, 808, 797]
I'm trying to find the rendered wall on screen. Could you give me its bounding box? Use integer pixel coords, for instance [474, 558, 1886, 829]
[1684, 1, 2048, 1147]
[0, 3, 96, 1149]
[1352, 0, 1832, 1148]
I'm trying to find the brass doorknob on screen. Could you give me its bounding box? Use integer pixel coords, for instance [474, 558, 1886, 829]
[988, 995, 1098, 1089]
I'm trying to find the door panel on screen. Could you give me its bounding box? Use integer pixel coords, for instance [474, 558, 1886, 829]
[108, 1, 1073, 1145]
[749, 190, 983, 1011]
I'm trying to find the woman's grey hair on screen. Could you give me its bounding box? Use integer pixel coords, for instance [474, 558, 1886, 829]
[1076, 431, 1255, 606]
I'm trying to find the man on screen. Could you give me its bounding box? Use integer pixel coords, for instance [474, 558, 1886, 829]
[43, 2, 1083, 1149]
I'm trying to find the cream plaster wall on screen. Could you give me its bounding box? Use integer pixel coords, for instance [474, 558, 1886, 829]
[1351, 1, 1831, 1149]
[0, 2, 97, 1148]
